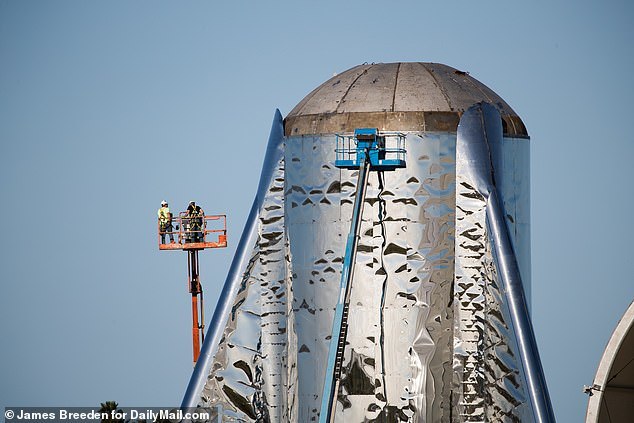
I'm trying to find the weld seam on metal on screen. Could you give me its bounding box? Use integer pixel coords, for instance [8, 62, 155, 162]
[377, 170, 389, 406]
[391, 63, 401, 112]
[335, 65, 372, 114]
[419, 62, 453, 111]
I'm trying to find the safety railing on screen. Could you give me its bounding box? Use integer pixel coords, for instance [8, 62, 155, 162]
[335, 131, 406, 168]
[158, 214, 227, 250]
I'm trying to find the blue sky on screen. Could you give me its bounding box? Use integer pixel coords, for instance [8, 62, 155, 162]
[1, 1, 632, 421]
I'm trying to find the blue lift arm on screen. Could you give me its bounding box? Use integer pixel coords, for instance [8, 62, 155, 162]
[320, 128, 406, 422]
[319, 150, 371, 423]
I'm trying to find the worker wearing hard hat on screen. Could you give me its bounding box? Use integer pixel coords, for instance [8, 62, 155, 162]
[186, 201, 204, 243]
[158, 200, 175, 244]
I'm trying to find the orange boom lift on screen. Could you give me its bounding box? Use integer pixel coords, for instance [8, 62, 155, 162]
[158, 212, 227, 364]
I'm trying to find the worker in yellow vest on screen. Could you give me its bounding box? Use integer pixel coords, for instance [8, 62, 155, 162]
[158, 200, 175, 244]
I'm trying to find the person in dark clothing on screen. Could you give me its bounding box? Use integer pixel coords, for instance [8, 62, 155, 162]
[186, 201, 204, 243]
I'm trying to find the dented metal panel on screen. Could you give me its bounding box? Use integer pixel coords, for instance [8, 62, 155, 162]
[454, 102, 554, 422]
[198, 140, 286, 420]
[181, 59, 547, 422]
[286, 132, 456, 422]
[185, 124, 541, 421]
[453, 167, 531, 421]
[181, 110, 286, 417]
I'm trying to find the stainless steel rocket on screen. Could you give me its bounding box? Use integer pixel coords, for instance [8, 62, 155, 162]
[181, 62, 555, 422]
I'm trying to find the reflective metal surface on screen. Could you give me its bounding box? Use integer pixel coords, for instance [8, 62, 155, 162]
[181, 109, 286, 416]
[285, 132, 457, 422]
[181, 64, 549, 422]
[188, 132, 459, 421]
[183, 129, 542, 421]
[454, 102, 554, 422]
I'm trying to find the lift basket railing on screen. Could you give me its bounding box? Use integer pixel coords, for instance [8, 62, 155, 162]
[335, 131, 406, 164]
[157, 213, 227, 249]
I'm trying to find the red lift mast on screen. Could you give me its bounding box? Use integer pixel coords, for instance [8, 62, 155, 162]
[158, 213, 227, 364]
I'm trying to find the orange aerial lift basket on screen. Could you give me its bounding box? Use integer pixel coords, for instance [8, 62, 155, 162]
[157, 213, 227, 364]
[158, 213, 227, 250]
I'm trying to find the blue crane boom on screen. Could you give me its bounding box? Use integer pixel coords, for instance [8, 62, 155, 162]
[319, 129, 406, 423]
[319, 149, 370, 422]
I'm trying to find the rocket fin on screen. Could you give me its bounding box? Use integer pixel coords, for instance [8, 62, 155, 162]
[181, 110, 285, 418]
[455, 102, 556, 422]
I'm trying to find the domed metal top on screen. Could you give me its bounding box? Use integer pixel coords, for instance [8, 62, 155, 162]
[284, 62, 527, 137]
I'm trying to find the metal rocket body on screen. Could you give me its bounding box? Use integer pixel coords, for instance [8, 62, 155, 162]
[182, 63, 554, 422]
